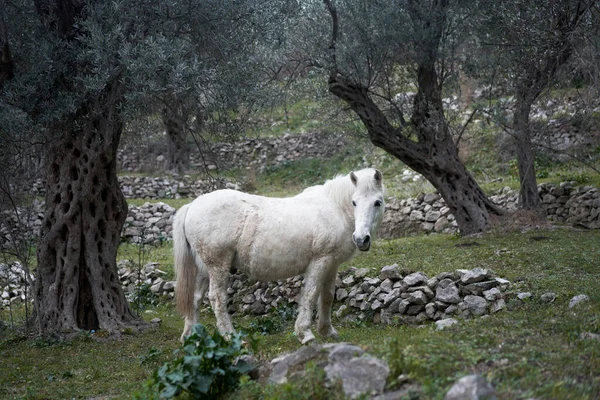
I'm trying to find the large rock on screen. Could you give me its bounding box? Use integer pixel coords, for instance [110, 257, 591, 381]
[436, 279, 461, 304]
[445, 374, 497, 400]
[325, 355, 389, 399]
[460, 268, 490, 284]
[404, 272, 428, 287]
[269, 345, 322, 384]
[463, 295, 488, 316]
[408, 290, 428, 305]
[267, 343, 389, 399]
[379, 264, 401, 281]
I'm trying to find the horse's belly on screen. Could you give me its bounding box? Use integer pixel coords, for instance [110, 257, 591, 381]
[240, 247, 312, 281]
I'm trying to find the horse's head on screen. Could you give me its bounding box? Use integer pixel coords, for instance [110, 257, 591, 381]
[350, 169, 385, 251]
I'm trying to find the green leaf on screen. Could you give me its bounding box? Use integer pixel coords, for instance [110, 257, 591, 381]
[191, 374, 213, 394]
[159, 384, 180, 399]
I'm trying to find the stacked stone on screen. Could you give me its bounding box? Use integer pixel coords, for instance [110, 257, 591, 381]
[5, 181, 600, 252]
[122, 202, 177, 244]
[381, 193, 457, 237]
[0, 262, 34, 308]
[0, 204, 44, 251]
[137, 264, 510, 323]
[115, 262, 305, 314]
[110, 262, 512, 325]
[534, 125, 588, 153]
[227, 275, 304, 315]
[3, 259, 591, 332]
[529, 99, 598, 157]
[117, 131, 349, 174]
[25, 175, 239, 200]
[117, 260, 176, 300]
[333, 265, 509, 325]
[381, 182, 600, 237]
[542, 183, 600, 228]
[120, 176, 240, 199]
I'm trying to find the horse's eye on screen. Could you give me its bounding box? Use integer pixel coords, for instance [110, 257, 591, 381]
[352, 200, 356, 207]
[374, 200, 382, 207]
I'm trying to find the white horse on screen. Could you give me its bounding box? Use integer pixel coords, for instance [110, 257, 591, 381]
[173, 168, 385, 344]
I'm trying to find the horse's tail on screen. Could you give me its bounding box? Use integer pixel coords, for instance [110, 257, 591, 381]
[173, 203, 199, 319]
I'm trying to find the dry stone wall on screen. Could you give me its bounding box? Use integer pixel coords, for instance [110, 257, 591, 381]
[0, 260, 510, 328]
[379, 182, 600, 237]
[118, 132, 348, 173]
[25, 175, 240, 200]
[117, 181, 600, 244]
[3, 181, 600, 249]
[2, 257, 589, 329]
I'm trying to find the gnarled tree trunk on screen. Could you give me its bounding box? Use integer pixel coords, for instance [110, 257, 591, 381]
[329, 73, 501, 235]
[31, 0, 145, 335]
[35, 85, 144, 334]
[324, 0, 502, 235]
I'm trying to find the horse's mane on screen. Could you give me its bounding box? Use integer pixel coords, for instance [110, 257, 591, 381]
[322, 173, 356, 210]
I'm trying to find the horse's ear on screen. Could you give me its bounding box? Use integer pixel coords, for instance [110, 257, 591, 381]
[374, 169, 382, 186]
[350, 171, 358, 186]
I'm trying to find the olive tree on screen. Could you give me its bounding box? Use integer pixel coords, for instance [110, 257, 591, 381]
[476, 0, 597, 211]
[308, 0, 503, 234]
[0, 0, 283, 335]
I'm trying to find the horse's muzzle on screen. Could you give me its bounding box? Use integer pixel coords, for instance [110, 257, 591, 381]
[353, 234, 371, 251]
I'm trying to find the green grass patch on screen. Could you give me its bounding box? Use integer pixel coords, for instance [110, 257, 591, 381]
[245, 153, 366, 197]
[2, 229, 599, 399]
[117, 242, 174, 278]
[0, 304, 184, 399]
[126, 198, 192, 209]
[257, 99, 326, 138]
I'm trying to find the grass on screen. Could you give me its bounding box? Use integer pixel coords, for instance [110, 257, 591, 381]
[0, 304, 185, 399]
[125, 198, 191, 209]
[235, 229, 600, 399]
[255, 99, 326, 137]
[3, 228, 598, 399]
[245, 154, 365, 197]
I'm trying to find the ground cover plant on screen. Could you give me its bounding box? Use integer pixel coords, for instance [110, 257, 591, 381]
[1, 227, 598, 399]
[136, 323, 253, 399]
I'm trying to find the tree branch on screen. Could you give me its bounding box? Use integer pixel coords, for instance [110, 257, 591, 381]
[455, 108, 478, 147]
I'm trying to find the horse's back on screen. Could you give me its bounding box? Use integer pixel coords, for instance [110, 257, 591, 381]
[184, 189, 248, 247]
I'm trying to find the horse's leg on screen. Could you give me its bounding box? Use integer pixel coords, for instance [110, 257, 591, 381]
[181, 274, 209, 341]
[317, 265, 339, 339]
[207, 266, 235, 336]
[295, 259, 330, 344]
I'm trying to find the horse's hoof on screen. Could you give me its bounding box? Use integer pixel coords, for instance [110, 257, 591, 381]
[318, 327, 339, 339]
[326, 329, 339, 339]
[300, 331, 316, 345]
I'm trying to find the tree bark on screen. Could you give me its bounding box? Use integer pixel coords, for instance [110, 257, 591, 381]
[162, 106, 190, 174]
[29, 0, 146, 335]
[0, 3, 14, 84]
[35, 84, 144, 334]
[513, 94, 541, 210]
